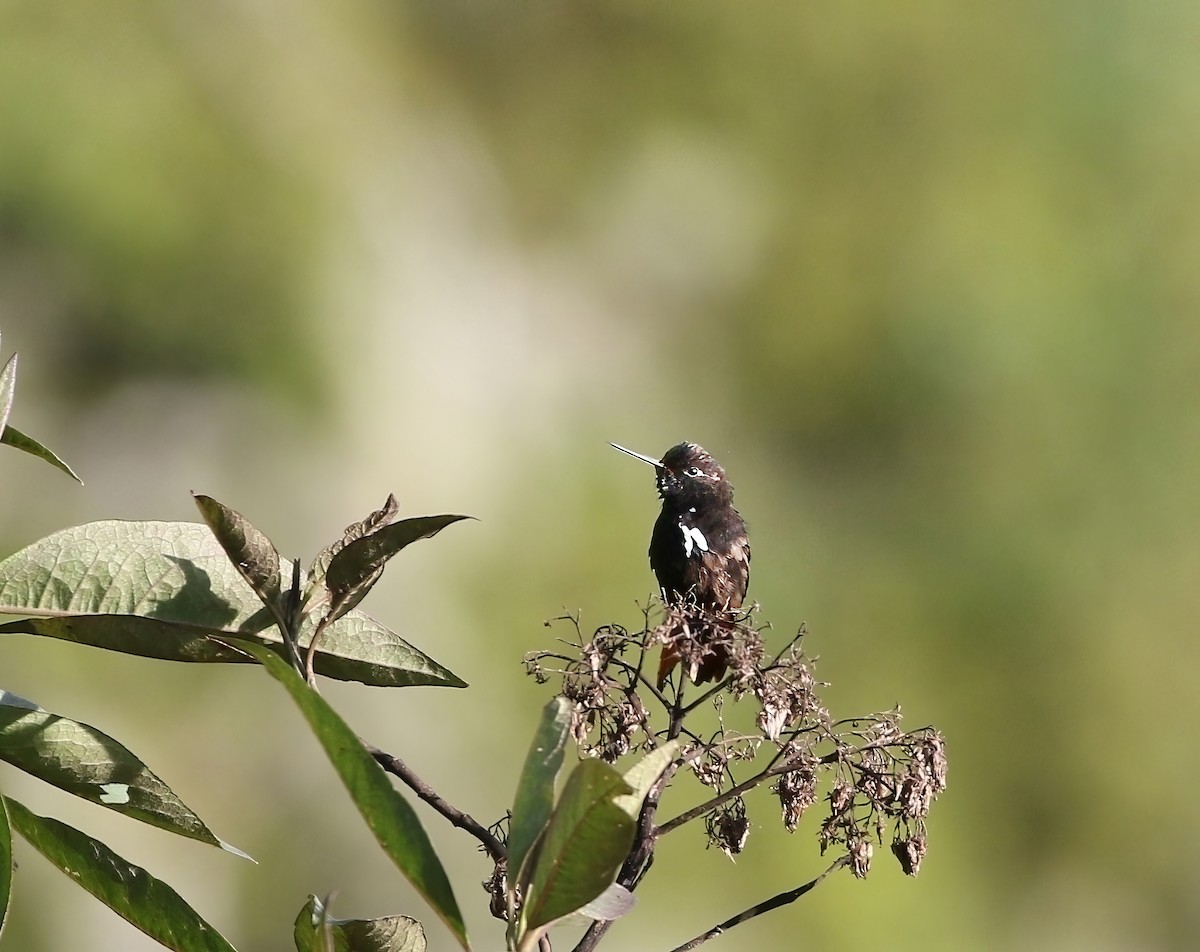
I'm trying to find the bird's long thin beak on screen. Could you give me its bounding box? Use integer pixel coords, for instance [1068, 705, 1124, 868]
[610, 442, 662, 468]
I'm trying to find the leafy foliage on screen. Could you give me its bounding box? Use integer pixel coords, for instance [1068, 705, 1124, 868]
[293, 895, 428, 952]
[214, 637, 469, 951]
[0, 520, 465, 688]
[5, 798, 237, 952]
[0, 332, 81, 482]
[0, 693, 247, 855]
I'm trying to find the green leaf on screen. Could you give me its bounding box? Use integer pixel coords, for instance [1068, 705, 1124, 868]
[0, 521, 465, 688]
[577, 882, 635, 922]
[0, 692, 249, 858]
[0, 353, 15, 436]
[0, 424, 83, 483]
[322, 515, 471, 622]
[0, 790, 11, 938]
[193, 494, 283, 614]
[293, 895, 427, 952]
[507, 698, 574, 900]
[519, 760, 635, 940]
[614, 742, 678, 820]
[215, 637, 470, 951]
[307, 495, 400, 595]
[512, 745, 676, 945]
[5, 796, 238, 952]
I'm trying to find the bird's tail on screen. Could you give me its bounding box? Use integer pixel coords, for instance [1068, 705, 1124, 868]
[656, 640, 729, 688]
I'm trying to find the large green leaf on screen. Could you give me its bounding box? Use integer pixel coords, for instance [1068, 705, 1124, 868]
[216, 637, 470, 951]
[507, 698, 574, 898]
[293, 896, 427, 952]
[0, 521, 465, 688]
[518, 759, 635, 942]
[0, 691, 248, 857]
[5, 797, 238, 952]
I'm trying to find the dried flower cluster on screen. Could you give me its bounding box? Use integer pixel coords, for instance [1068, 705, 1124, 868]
[525, 621, 654, 761]
[524, 603, 947, 881]
[814, 724, 947, 878]
[654, 601, 764, 685]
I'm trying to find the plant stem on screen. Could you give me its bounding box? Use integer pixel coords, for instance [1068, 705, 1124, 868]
[666, 856, 848, 951]
[365, 740, 506, 863]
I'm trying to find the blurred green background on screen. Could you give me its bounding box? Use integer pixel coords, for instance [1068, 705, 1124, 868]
[2, 3, 1197, 950]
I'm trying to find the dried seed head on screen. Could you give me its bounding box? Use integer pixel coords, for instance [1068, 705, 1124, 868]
[829, 778, 855, 814]
[921, 733, 949, 792]
[482, 862, 507, 920]
[774, 765, 819, 833]
[706, 799, 750, 859]
[849, 837, 874, 879]
[894, 732, 949, 820]
[690, 747, 728, 789]
[751, 649, 817, 741]
[891, 832, 928, 876]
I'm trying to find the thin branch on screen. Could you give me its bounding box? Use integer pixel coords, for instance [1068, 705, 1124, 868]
[365, 740, 506, 864]
[657, 752, 840, 837]
[304, 614, 334, 688]
[680, 677, 731, 715]
[667, 856, 848, 952]
[630, 600, 653, 688]
[764, 624, 808, 669]
[601, 653, 674, 712]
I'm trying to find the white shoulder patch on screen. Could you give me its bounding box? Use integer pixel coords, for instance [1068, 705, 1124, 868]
[679, 522, 709, 558]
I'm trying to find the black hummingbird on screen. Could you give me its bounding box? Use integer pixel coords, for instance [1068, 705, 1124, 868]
[611, 441, 751, 686]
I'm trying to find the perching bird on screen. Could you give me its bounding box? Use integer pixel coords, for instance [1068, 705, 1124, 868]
[611, 441, 750, 686]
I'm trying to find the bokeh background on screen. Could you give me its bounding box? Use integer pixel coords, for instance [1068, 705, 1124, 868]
[2, 3, 1198, 950]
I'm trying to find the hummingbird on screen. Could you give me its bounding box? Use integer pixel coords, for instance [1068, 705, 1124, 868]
[611, 441, 750, 686]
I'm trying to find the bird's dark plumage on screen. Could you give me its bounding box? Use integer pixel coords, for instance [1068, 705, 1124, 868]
[612, 441, 750, 685]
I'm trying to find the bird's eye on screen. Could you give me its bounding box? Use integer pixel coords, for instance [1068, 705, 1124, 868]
[685, 466, 703, 478]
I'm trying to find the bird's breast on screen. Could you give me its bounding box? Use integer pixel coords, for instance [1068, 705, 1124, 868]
[678, 519, 709, 558]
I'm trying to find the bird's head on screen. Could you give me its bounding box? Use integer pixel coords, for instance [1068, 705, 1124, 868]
[611, 441, 733, 507]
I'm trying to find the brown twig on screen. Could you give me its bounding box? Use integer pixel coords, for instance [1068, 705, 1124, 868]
[657, 751, 840, 837]
[365, 740, 506, 864]
[667, 856, 849, 951]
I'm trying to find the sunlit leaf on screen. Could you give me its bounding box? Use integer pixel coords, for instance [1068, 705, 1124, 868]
[577, 882, 635, 922]
[216, 637, 469, 951]
[293, 895, 427, 952]
[507, 697, 573, 899]
[193, 494, 282, 613]
[0, 425, 82, 483]
[0, 521, 465, 688]
[322, 515, 471, 622]
[0, 692, 249, 857]
[307, 495, 399, 594]
[5, 797, 238, 952]
[613, 742, 678, 820]
[519, 759, 634, 939]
